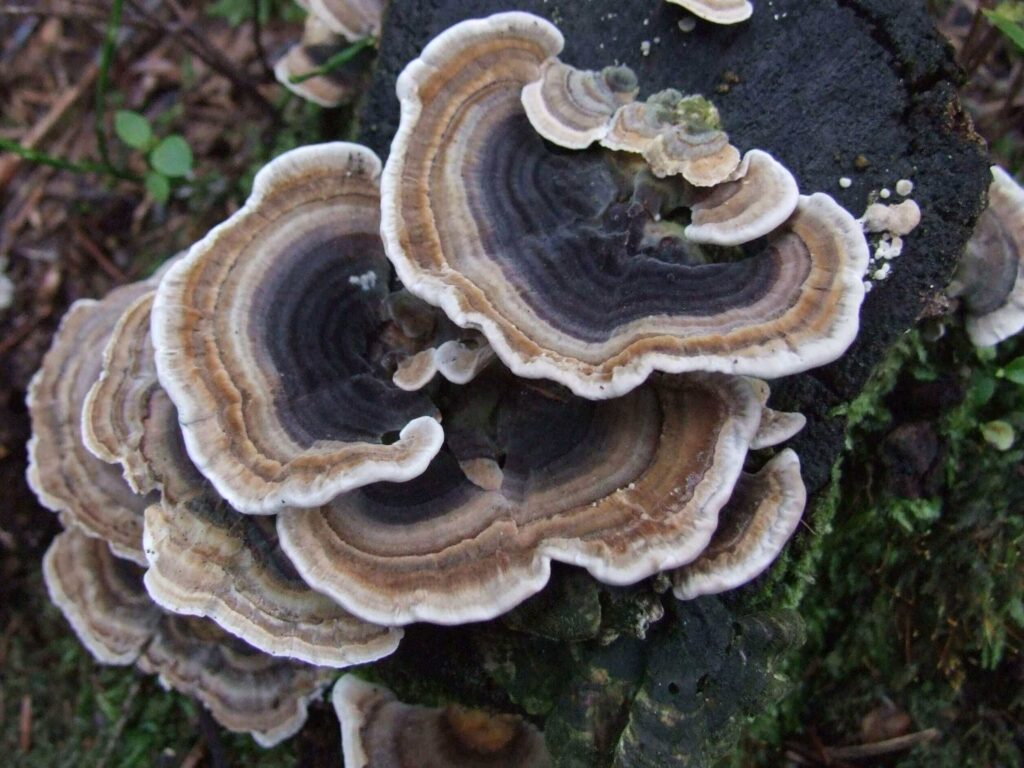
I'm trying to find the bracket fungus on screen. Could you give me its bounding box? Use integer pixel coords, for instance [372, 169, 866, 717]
[153, 143, 443, 513]
[949, 166, 1024, 347]
[665, 0, 754, 25]
[381, 12, 869, 399]
[277, 372, 787, 625]
[274, 13, 364, 107]
[672, 449, 806, 600]
[308, 0, 385, 41]
[79, 281, 402, 668]
[27, 282, 158, 564]
[333, 676, 552, 767]
[43, 527, 334, 747]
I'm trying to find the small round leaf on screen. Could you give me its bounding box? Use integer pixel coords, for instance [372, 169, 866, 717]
[150, 136, 193, 178]
[145, 171, 171, 204]
[114, 110, 153, 150]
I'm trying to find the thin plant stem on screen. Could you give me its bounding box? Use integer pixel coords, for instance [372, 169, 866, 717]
[251, 0, 275, 82]
[288, 37, 375, 84]
[0, 138, 140, 181]
[94, 0, 125, 172]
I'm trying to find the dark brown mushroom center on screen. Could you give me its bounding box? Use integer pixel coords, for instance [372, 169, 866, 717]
[253, 228, 432, 447]
[459, 108, 792, 342]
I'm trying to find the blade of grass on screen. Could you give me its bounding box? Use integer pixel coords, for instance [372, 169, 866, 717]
[288, 37, 375, 84]
[0, 138, 140, 181]
[94, 0, 125, 172]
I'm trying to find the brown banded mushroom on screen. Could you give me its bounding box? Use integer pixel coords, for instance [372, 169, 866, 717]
[601, 90, 741, 185]
[521, 59, 638, 149]
[44, 527, 333, 747]
[278, 372, 765, 625]
[392, 335, 496, 392]
[274, 14, 364, 107]
[672, 449, 806, 599]
[143, 498, 403, 668]
[43, 528, 161, 664]
[309, 0, 384, 40]
[27, 282, 158, 564]
[333, 675, 552, 768]
[83, 291, 168, 496]
[138, 615, 334, 748]
[381, 13, 869, 399]
[152, 143, 443, 513]
[80, 286, 402, 667]
[666, 0, 754, 25]
[949, 166, 1024, 347]
[746, 376, 807, 450]
[685, 149, 800, 246]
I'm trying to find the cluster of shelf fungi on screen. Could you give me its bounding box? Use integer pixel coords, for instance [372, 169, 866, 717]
[24, 0, 1024, 764]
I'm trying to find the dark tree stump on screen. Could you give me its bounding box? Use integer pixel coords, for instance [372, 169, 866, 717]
[359, 0, 990, 492]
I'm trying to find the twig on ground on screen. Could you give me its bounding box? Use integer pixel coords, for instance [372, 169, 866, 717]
[18, 695, 32, 753]
[823, 728, 942, 760]
[126, 0, 278, 123]
[0, 61, 100, 192]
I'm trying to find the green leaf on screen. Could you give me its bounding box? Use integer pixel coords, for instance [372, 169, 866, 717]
[113, 110, 153, 150]
[984, 9, 1024, 52]
[149, 135, 193, 178]
[1002, 356, 1024, 385]
[969, 370, 998, 407]
[981, 420, 1016, 451]
[144, 171, 170, 203]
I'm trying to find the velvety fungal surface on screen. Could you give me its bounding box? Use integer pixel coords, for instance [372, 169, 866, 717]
[333, 676, 551, 767]
[43, 528, 333, 748]
[672, 449, 806, 599]
[274, 14, 365, 107]
[27, 282, 158, 564]
[79, 286, 403, 668]
[278, 373, 766, 625]
[137, 614, 334, 748]
[382, 13, 869, 399]
[153, 143, 441, 513]
[43, 528, 161, 664]
[950, 166, 1024, 347]
[361, 0, 991, 493]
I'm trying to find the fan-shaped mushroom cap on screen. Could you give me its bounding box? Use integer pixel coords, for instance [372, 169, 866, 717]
[143, 499, 402, 668]
[27, 282, 157, 563]
[138, 615, 333, 748]
[333, 676, 551, 768]
[44, 527, 332, 747]
[750, 408, 807, 450]
[274, 14, 362, 107]
[82, 291, 165, 495]
[521, 59, 638, 150]
[686, 150, 800, 246]
[393, 336, 495, 392]
[666, 0, 754, 25]
[153, 143, 442, 513]
[43, 528, 161, 664]
[744, 377, 807, 450]
[278, 373, 763, 625]
[672, 449, 805, 599]
[80, 289, 403, 666]
[643, 126, 741, 186]
[382, 14, 868, 399]
[308, 0, 383, 40]
[950, 166, 1024, 347]
[601, 91, 741, 186]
